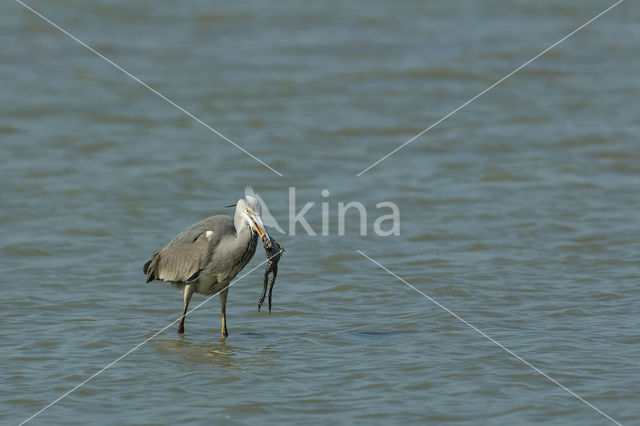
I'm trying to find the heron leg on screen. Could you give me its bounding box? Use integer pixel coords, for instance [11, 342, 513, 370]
[179, 283, 196, 334]
[268, 264, 278, 313]
[258, 270, 269, 312]
[220, 287, 229, 337]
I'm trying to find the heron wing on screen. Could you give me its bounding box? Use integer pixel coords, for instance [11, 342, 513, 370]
[157, 235, 211, 282]
[144, 215, 233, 284]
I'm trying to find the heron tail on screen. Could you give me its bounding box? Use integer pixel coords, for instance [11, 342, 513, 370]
[143, 252, 159, 283]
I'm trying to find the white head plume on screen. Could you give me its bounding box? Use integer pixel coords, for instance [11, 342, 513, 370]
[244, 187, 285, 234]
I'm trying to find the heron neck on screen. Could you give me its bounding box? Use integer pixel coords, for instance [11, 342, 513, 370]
[233, 204, 256, 246]
[230, 217, 257, 262]
[234, 216, 253, 242]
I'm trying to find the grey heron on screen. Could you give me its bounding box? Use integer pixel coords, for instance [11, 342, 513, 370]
[143, 188, 270, 337]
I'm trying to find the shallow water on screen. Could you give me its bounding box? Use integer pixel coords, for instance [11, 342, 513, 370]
[1, 0, 639, 424]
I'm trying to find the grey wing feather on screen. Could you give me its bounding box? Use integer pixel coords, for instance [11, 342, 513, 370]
[144, 215, 233, 284]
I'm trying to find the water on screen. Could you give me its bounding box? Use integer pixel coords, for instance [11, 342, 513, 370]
[2, 0, 639, 424]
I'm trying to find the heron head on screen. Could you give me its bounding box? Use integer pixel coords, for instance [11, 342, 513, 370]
[237, 187, 270, 245]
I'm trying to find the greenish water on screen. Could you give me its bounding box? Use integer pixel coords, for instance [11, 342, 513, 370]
[1, 1, 639, 424]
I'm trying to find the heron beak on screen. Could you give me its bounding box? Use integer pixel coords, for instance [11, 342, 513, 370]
[250, 215, 270, 245]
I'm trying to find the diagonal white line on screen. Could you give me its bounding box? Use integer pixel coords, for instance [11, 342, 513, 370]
[14, 0, 283, 177]
[356, 249, 622, 425]
[357, 0, 624, 176]
[18, 249, 283, 426]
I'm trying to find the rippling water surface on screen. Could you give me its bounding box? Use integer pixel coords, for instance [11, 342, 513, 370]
[1, 1, 639, 424]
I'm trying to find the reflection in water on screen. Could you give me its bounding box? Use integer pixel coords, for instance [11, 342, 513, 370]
[153, 336, 279, 373]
